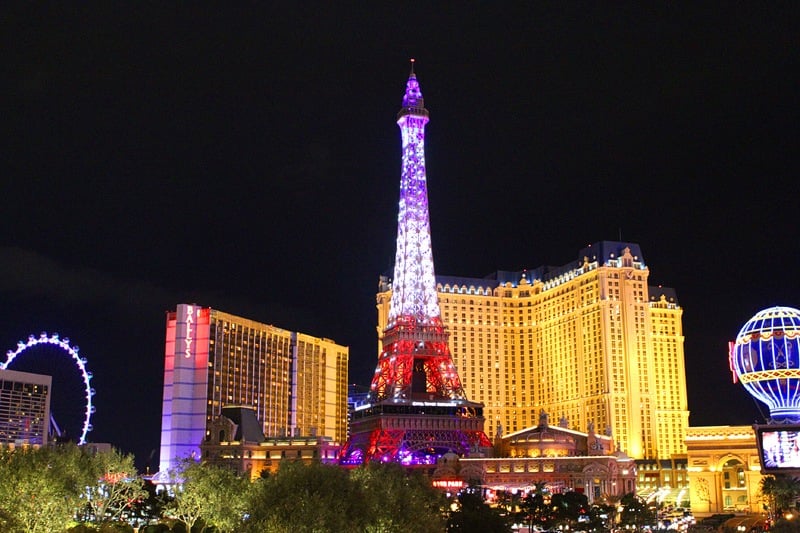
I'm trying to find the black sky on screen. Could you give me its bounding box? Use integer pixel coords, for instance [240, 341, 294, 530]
[2, 4, 798, 471]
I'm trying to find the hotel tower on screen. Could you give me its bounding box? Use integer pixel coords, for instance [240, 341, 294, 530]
[377, 241, 689, 460]
[158, 304, 349, 476]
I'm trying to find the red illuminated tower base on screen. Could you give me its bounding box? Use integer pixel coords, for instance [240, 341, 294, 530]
[341, 316, 491, 466]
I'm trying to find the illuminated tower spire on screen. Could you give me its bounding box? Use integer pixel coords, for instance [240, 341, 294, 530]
[339, 62, 490, 467]
[390, 58, 441, 324]
[371, 60, 464, 402]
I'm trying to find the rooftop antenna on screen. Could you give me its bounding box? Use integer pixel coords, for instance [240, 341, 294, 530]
[409, 57, 415, 76]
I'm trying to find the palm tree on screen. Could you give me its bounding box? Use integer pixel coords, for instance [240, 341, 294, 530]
[760, 475, 800, 518]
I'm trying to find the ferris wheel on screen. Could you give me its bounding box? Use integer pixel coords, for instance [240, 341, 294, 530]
[1, 332, 95, 445]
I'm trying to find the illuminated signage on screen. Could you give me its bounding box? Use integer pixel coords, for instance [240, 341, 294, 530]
[432, 479, 464, 489]
[184, 305, 194, 358]
[754, 424, 800, 473]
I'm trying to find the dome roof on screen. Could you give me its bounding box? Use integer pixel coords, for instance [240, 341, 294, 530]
[736, 306, 800, 341]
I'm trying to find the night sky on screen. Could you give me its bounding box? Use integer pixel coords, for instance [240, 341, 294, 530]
[2, 4, 798, 472]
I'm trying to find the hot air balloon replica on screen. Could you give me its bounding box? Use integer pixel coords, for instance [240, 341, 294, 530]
[730, 306, 800, 472]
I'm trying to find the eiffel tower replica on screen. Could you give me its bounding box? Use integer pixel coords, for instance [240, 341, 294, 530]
[340, 61, 490, 467]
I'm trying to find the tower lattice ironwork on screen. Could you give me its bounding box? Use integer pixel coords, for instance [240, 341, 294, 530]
[340, 61, 490, 467]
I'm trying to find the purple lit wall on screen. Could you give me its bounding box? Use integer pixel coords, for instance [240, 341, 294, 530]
[388, 66, 441, 325]
[158, 304, 211, 476]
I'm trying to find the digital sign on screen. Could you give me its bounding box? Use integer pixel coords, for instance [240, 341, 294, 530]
[754, 424, 800, 473]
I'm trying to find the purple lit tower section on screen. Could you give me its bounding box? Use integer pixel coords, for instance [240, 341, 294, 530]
[157, 304, 211, 479]
[390, 62, 441, 327]
[340, 61, 490, 467]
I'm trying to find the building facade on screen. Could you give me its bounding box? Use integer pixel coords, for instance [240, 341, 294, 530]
[635, 456, 690, 508]
[200, 406, 340, 480]
[377, 241, 688, 460]
[158, 304, 348, 476]
[438, 411, 637, 504]
[0, 368, 51, 446]
[685, 425, 765, 517]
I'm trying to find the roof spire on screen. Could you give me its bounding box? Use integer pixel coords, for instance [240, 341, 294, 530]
[399, 59, 427, 118]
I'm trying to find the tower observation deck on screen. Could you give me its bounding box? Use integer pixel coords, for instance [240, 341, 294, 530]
[339, 61, 491, 467]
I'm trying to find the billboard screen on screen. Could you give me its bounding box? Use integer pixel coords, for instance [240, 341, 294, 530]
[754, 424, 800, 473]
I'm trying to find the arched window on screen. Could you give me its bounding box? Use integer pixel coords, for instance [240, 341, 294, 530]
[722, 458, 746, 492]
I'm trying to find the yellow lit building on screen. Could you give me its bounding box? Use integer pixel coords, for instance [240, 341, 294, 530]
[434, 411, 637, 503]
[201, 406, 341, 480]
[158, 304, 348, 476]
[635, 456, 690, 507]
[685, 425, 765, 517]
[376, 241, 688, 461]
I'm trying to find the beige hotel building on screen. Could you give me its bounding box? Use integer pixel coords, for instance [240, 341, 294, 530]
[157, 304, 349, 477]
[377, 241, 688, 461]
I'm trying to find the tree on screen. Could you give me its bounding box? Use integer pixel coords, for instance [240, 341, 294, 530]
[619, 492, 653, 528]
[0, 443, 95, 533]
[350, 462, 447, 533]
[550, 491, 589, 527]
[495, 489, 524, 522]
[447, 486, 512, 532]
[82, 448, 148, 524]
[128, 479, 166, 527]
[245, 460, 448, 532]
[760, 475, 800, 518]
[587, 503, 615, 531]
[245, 460, 365, 532]
[194, 462, 250, 533]
[165, 459, 250, 533]
[520, 484, 551, 530]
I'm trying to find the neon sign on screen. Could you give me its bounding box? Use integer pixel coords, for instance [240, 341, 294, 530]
[184, 305, 194, 358]
[432, 480, 464, 489]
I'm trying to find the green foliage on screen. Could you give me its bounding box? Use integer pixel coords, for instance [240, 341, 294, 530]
[0, 445, 477, 532]
[587, 503, 616, 531]
[245, 460, 364, 532]
[245, 461, 448, 533]
[165, 459, 250, 533]
[0, 443, 95, 533]
[769, 517, 800, 532]
[447, 487, 512, 532]
[67, 525, 97, 533]
[619, 492, 653, 527]
[97, 523, 135, 533]
[83, 448, 149, 523]
[351, 462, 447, 533]
[550, 490, 589, 524]
[761, 475, 800, 515]
[139, 525, 171, 533]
